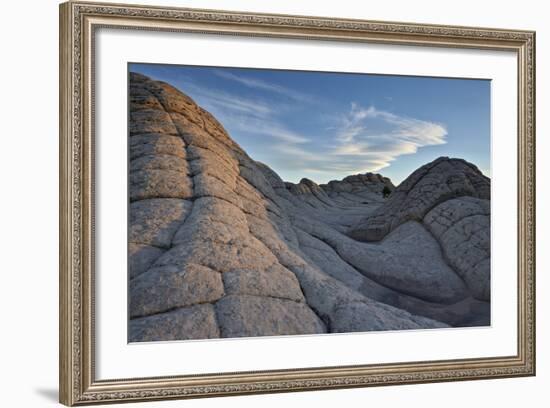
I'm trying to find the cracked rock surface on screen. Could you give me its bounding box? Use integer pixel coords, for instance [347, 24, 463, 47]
[128, 72, 490, 342]
[349, 157, 490, 242]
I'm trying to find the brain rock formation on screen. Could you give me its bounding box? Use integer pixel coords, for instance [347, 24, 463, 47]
[128, 72, 491, 342]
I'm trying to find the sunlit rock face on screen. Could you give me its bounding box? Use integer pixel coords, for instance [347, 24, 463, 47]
[127, 72, 490, 342]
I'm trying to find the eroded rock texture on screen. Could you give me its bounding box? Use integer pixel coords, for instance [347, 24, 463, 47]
[128, 72, 490, 342]
[349, 157, 490, 242]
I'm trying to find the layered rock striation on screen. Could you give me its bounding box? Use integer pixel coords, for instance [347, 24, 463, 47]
[128, 72, 490, 342]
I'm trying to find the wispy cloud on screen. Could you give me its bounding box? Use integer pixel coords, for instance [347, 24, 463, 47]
[172, 78, 312, 147]
[180, 81, 273, 118]
[213, 70, 318, 104]
[216, 113, 310, 144]
[264, 103, 448, 181]
[331, 103, 448, 168]
[165, 74, 447, 184]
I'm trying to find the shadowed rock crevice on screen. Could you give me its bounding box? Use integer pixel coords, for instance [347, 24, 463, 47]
[128, 72, 491, 342]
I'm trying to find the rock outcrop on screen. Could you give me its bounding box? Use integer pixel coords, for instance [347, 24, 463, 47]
[349, 157, 490, 242]
[281, 176, 391, 234]
[424, 197, 491, 301]
[349, 157, 491, 301]
[128, 72, 490, 342]
[321, 173, 394, 196]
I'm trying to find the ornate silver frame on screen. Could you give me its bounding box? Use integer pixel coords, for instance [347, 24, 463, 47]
[59, 1, 536, 405]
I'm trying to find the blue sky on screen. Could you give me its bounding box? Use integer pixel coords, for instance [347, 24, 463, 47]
[130, 63, 491, 185]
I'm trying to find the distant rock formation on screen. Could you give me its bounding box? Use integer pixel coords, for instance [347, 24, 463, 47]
[349, 157, 491, 301]
[322, 173, 394, 195]
[128, 72, 490, 342]
[349, 157, 490, 241]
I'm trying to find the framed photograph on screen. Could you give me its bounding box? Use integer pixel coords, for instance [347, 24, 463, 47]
[59, 1, 536, 405]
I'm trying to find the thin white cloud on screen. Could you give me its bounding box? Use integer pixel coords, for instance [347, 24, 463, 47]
[273, 143, 318, 160]
[213, 70, 318, 104]
[265, 103, 448, 182]
[165, 75, 447, 184]
[182, 82, 272, 118]
[177, 80, 312, 146]
[331, 103, 447, 168]
[222, 114, 310, 144]
[270, 145, 393, 175]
